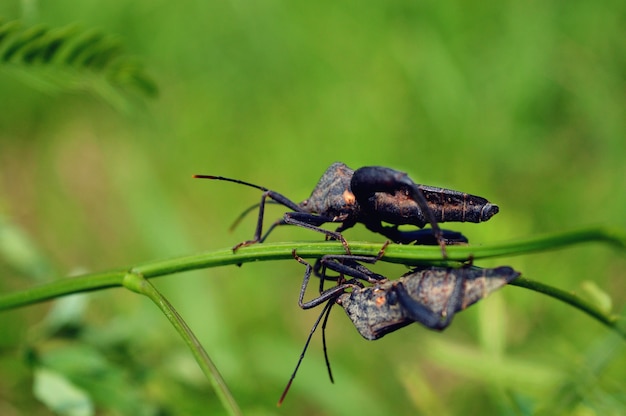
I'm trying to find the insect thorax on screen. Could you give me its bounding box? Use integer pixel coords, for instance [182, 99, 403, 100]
[299, 162, 360, 219]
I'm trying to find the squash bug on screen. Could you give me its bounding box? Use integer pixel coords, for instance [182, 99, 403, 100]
[194, 162, 499, 255]
[277, 250, 519, 405]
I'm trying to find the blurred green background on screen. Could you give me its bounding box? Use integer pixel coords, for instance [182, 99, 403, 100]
[1, 0, 624, 414]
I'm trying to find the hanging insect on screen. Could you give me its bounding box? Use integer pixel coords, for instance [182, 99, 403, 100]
[277, 250, 519, 404]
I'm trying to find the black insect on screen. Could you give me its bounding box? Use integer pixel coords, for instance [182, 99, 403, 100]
[277, 250, 520, 404]
[194, 162, 499, 255]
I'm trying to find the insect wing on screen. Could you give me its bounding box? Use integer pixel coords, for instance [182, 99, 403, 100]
[338, 280, 411, 341]
[338, 266, 520, 340]
[401, 266, 519, 314]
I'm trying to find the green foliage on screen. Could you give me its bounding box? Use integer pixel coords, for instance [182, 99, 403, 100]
[0, 0, 625, 414]
[0, 18, 156, 105]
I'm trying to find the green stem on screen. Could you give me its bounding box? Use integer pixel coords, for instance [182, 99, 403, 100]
[511, 277, 625, 340]
[0, 268, 126, 310]
[122, 272, 241, 416]
[2, 227, 624, 312]
[0, 225, 624, 413]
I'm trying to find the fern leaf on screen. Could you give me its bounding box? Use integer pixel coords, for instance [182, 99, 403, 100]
[0, 19, 158, 100]
[0, 20, 21, 44]
[2, 24, 47, 62]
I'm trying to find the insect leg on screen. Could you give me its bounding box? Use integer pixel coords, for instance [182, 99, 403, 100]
[394, 267, 466, 330]
[231, 191, 272, 250]
[393, 282, 447, 329]
[283, 212, 351, 253]
[408, 183, 446, 255]
[351, 167, 447, 256]
[311, 251, 385, 293]
[367, 226, 469, 246]
[312, 241, 390, 289]
[439, 266, 467, 327]
[293, 251, 361, 309]
[233, 191, 310, 251]
[317, 256, 386, 285]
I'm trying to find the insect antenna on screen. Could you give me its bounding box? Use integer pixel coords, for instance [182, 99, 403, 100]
[320, 300, 335, 384]
[193, 174, 301, 215]
[277, 299, 335, 406]
[193, 174, 271, 192]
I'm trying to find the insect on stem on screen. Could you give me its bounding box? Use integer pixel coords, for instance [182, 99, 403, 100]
[194, 163, 498, 254]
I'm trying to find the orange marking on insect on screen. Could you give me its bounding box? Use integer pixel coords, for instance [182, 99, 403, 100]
[342, 190, 356, 204]
[375, 295, 386, 307]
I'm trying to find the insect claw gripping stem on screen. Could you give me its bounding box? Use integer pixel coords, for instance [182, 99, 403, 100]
[376, 240, 391, 260]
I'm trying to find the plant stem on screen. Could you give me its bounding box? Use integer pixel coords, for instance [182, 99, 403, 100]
[0, 269, 125, 310]
[511, 277, 625, 340]
[2, 227, 624, 312]
[123, 272, 241, 416]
